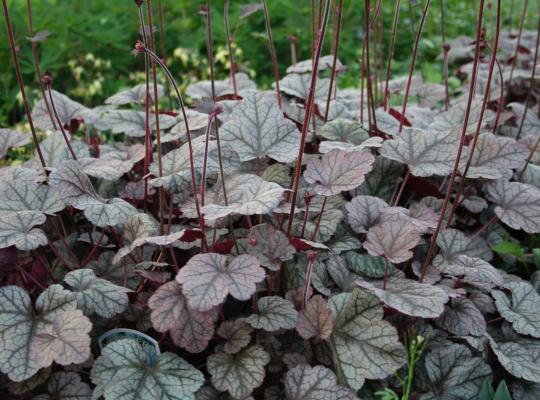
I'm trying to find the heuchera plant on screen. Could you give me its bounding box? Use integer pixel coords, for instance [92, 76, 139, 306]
[1, 0, 540, 399]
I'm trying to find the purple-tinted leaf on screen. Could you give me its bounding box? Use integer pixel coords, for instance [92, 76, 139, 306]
[148, 281, 215, 353]
[285, 364, 358, 400]
[246, 224, 295, 270]
[219, 92, 299, 163]
[217, 320, 253, 354]
[304, 150, 375, 196]
[176, 253, 265, 311]
[363, 216, 422, 263]
[436, 298, 486, 336]
[29, 309, 91, 368]
[356, 277, 449, 318]
[296, 295, 334, 340]
[246, 296, 298, 332]
[486, 179, 540, 233]
[207, 345, 270, 399]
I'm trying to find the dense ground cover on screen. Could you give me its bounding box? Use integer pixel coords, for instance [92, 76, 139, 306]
[1, 0, 540, 399]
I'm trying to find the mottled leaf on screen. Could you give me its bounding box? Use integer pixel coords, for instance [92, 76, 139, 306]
[50, 160, 136, 227]
[31, 90, 98, 131]
[304, 150, 375, 196]
[217, 320, 253, 354]
[246, 296, 298, 331]
[64, 269, 131, 318]
[207, 345, 270, 399]
[363, 216, 423, 263]
[38, 131, 89, 168]
[150, 136, 240, 191]
[176, 253, 265, 311]
[33, 371, 92, 400]
[356, 277, 448, 318]
[148, 281, 215, 353]
[328, 290, 405, 390]
[489, 337, 540, 383]
[0, 211, 47, 250]
[380, 127, 467, 177]
[101, 109, 177, 137]
[279, 74, 330, 101]
[420, 343, 491, 399]
[492, 282, 540, 338]
[463, 133, 528, 179]
[435, 298, 486, 336]
[186, 73, 256, 100]
[0, 129, 30, 159]
[287, 55, 344, 74]
[0, 285, 77, 381]
[285, 364, 358, 400]
[29, 309, 91, 368]
[246, 224, 295, 270]
[105, 84, 164, 105]
[219, 92, 299, 163]
[486, 180, 540, 233]
[91, 339, 204, 400]
[201, 174, 286, 221]
[319, 118, 369, 144]
[346, 195, 388, 234]
[296, 295, 334, 340]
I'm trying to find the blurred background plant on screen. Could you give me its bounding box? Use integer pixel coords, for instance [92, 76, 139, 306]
[0, 0, 537, 126]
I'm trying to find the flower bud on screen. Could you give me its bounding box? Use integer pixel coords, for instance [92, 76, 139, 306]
[41, 71, 53, 86]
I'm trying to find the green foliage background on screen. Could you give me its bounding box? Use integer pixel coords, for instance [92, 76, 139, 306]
[0, 0, 536, 126]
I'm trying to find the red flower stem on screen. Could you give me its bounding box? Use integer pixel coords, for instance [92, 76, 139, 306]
[508, 0, 529, 84]
[286, 0, 331, 236]
[363, 0, 378, 133]
[398, 0, 431, 133]
[45, 84, 78, 160]
[138, 45, 204, 235]
[262, 0, 282, 108]
[2, 0, 46, 168]
[26, 0, 57, 130]
[383, 0, 402, 111]
[136, 2, 152, 213]
[447, 0, 502, 227]
[323, 0, 343, 122]
[419, 0, 486, 283]
[392, 170, 410, 206]
[146, 0, 165, 235]
[224, 0, 238, 96]
[515, 15, 540, 141]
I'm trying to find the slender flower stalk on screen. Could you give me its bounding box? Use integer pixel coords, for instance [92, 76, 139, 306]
[447, 0, 502, 226]
[398, 0, 431, 132]
[135, 42, 204, 233]
[515, 14, 540, 141]
[135, 0, 152, 212]
[383, 0, 402, 110]
[262, 0, 282, 108]
[419, 0, 486, 282]
[363, 0, 378, 133]
[2, 0, 46, 168]
[323, 0, 343, 122]
[286, 0, 331, 236]
[508, 0, 528, 84]
[146, 0, 166, 234]
[440, 0, 450, 110]
[26, 0, 57, 130]
[42, 72, 78, 160]
[224, 0, 238, 97]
